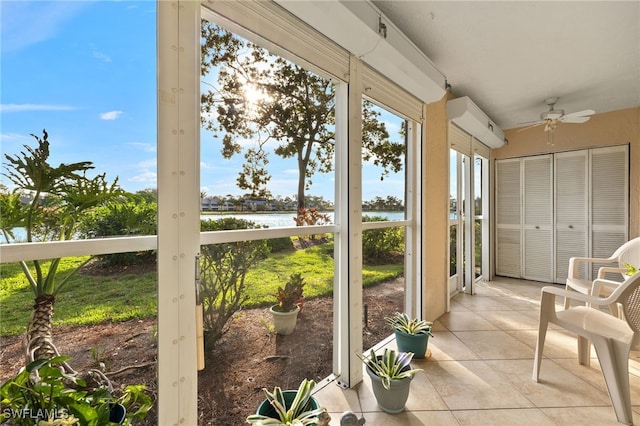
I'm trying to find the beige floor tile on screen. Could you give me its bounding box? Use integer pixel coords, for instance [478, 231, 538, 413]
[313, 382, 361, 415]
[438, 311, 500, 332]
[478, 281, 546, 299]
[449, 299, 473, 312]
[508, 328, 592, 359]
[451, 293, 515, 311]
[493, 293, 542, 311]
[354, 374, 379, 413]
[425, 330, 480, 361]
[453, 330, 535, 359]
[357, 410, 459, 425]
[315, 279, 640, 425]
[553, 357, 640, 404]
[422, 360, 533, 410]
[404, 370, 449, 411]
[453, 408, 556, 425]
[539, 406, 638, 425]
[485, 359, 610, 407]
[431, 319, 448, 332]
[476, 310, 540, 330]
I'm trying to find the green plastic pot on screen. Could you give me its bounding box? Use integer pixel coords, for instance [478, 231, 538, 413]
[256, 390, 320, 419]
[394, 329, 430, 359]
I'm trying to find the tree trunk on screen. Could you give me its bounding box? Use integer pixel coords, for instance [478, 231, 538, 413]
[25, 294, 57, 362]
[297, 159, 307, 212]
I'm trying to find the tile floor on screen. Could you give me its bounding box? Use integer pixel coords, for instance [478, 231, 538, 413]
[313, 277, 640, 425]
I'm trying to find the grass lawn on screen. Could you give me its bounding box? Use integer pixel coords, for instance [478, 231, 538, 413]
[0, 241, 403, 336]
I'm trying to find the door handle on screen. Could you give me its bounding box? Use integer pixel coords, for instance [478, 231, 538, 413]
[535, 226, 540, 229]
[568, 225, 574, 229]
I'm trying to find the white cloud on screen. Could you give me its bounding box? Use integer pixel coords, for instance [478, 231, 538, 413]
[201, 161, 214, 170]
[0, 132, 32, 143]
[127, 142, 156, 153]
[1, 2, 90, 54]
[100, 111, 124, 120]
[129, 171, 157, 183]
[137, 159, 157, 169]
[90, 44, 112, 63]
[128, 158, 157, 184]
[0, 104, 76, 112]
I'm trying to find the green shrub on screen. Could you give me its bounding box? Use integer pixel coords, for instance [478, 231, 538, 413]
[267, 236, 294, 252]
[78, 197, 157, 266]
[362, 216, 404, 263]
[200, 217, 270, 346]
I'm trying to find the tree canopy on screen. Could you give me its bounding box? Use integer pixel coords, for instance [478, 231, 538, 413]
[200, 22, 405, 211]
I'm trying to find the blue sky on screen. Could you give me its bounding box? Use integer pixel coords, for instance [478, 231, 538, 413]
[0, 1, 405, 204]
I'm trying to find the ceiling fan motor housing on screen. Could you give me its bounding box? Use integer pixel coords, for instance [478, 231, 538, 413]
[541, 109, 564, 120]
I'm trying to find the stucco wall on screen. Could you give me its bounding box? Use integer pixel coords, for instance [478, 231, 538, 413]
[422, 92, 454, 321]
[494, 107, 640, 238]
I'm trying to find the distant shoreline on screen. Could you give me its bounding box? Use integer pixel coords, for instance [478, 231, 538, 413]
[200, 210, 300, 215]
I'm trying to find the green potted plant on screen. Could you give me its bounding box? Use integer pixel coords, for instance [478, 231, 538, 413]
[624, 263, 638, 276]
[0, 356, 152, 425]
[357, 348, 422, 414]
[269, 273, 305, 335]
[246, 378, 328, 425]
[385, 312, 433, 359]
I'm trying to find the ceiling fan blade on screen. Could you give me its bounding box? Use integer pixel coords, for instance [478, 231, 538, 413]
[563, 109, 595, 119]
[517, 121, 546, 132]
[561, 116, 591, 124]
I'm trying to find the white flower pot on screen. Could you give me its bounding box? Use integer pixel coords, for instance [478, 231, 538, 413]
[269, 305, 300, 335]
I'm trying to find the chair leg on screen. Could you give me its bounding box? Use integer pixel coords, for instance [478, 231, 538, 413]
[532, 318, 549, 382]
[609, 303, 620, 318]
[577, 335, 591, 367]
[592, 338, 633, 425]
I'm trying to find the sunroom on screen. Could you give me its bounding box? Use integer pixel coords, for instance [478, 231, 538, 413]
[1, 1, 639, 425]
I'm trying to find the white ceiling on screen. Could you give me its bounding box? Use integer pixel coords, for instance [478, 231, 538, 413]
[371, 1, 640, 130]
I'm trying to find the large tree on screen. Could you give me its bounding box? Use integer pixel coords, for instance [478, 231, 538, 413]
[1, 130, 123, 366]
[201, 22, 404, 211]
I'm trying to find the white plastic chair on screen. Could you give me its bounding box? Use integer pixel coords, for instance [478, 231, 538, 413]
[533, 272, 640, 425]
[565, 237, 640, 314]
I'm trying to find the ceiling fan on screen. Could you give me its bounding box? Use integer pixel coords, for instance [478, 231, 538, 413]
[519, 97, 595, 132]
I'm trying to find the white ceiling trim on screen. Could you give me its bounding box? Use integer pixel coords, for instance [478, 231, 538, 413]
[275, 0, 447, 103]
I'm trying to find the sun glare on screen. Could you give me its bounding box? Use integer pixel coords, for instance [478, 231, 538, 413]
[242, 83, 270, 105]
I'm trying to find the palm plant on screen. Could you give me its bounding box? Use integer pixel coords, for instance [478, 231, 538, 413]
[385, 312, 433, 336]
[1, 130, 123, 364]
[357, 348, 422, 390]
[246, 378, 326, 425]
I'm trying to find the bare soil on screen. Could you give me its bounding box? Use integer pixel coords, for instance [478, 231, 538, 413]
[0, 269, 403, 425]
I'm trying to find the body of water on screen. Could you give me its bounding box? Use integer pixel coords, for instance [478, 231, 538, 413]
[2, 211, 406, 243]
[200, 211, 405, 228]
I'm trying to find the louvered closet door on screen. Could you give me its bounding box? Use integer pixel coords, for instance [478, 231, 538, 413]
[496, 159, 521, 277]
[555, 151, 588, 282]
[522, 155, 553, 281]
[591, 145, 629, 279]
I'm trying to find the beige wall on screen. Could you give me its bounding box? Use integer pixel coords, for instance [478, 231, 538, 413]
[422, 92, 455, 321]
[494, 107, 640, 238]
[422, 105, 639, 321]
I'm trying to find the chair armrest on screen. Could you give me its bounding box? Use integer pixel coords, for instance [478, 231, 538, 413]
[597, 266, 626, 279]
[541, 280, 624, 306]
[568, 256, 617, 278]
